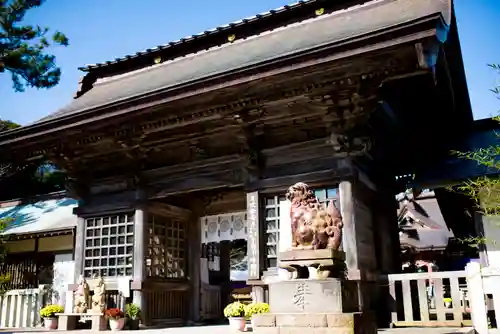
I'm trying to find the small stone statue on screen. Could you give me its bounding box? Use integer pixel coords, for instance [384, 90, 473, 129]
[286, 182, 343, 250]
[73, 275, 90, 313]
[90, 276, 106, 314]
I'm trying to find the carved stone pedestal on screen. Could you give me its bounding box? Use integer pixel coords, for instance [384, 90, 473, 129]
[279, 249, 346, 279]
[253, 250, 376, 334]
[269, 279, 356, 314]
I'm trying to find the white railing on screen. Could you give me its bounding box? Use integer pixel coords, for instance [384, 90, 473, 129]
[385, 270, 470, 327]
[466, 262, 500, 334]
[0, 287, 50, 328]
[201, 283, 221, 320]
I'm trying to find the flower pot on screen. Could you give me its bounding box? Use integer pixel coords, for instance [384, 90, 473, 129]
[127, 318, 140, 330]
[109, 318, 125, 331]
[228, 317, 246, 331]
[44, 317, 58, 330]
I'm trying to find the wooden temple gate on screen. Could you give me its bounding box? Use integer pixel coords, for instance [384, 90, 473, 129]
[0, 0, 472, 328]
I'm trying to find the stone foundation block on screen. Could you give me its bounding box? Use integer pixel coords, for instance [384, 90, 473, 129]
[253, 327, 280, 334]
[327, 313, 376, 333]
[280, 329, 354, 334]
[253, 312, 376, 334]
[56, 314, 78, 330]
[326, 313, 355, 327]
[253, 314, 277, 327]
[275, 314, 327, 327]
[253, 328, 355, 334]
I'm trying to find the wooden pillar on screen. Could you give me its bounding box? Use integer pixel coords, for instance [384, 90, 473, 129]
[188, 211, 201, 322]
[339, 181, 358, 271]
[133, 194, 147, 311]
[339, 179, 378, 312]
[373, 189, 400, 274]
[219, 241, 231, 307]
[73, 216, 85, 280]
[371, 186, 400, 326]
[66, 216, 86, 314]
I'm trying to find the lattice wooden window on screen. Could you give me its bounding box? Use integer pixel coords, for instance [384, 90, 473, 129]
[313, 188, 339, 207]
[83, 213, 134, 278]
[263, 187, 339, 269]
[263, 194, 285, 268]
[147, 214, 186, 279]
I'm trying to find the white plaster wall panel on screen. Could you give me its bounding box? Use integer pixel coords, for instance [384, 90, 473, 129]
[218, 214, 232, 241]
[204, 216, 219, 243]
[231, 212, 247, 240]
[53, 253, 75, 310]
[201, 211, 249, 243]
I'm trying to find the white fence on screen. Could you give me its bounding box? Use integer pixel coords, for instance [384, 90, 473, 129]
[0, 287, 50, 328]
[386, 270, 470, 328]
[386, 263, 500, 333]
[466, 262, 500, 334]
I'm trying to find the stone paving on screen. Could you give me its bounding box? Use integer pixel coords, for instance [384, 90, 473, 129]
[4, 325, 475, 334]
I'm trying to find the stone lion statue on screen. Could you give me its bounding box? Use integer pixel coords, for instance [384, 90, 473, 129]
[90, 276, 106, 314]
[74, 275, 90, 313]
[286, 182, 343, 250]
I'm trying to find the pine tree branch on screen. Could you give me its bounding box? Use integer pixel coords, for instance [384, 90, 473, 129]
[0, 0, 68, 91]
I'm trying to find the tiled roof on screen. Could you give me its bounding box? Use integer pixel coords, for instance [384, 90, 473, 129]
[79, 0, 321, 72]
[0, 197, 78, 236]
[398, 191, 454, 251]
[400, 229, 451, 251]
[34, 0, 451, 125]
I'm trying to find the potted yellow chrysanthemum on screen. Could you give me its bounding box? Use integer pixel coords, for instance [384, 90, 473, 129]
[245, 302, 270, 329]
[224, 302, 246, 331]
[40, 304, 64, 329]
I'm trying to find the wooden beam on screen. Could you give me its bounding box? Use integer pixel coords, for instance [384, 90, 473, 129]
[150, 172, 243, 198]
[147, 202, 192, 220]
[144, 154, 242, 178]
[246, 168, 352, 193]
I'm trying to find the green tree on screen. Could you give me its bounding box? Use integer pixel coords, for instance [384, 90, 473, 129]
[453, 64, 500, 217]
[0, 0, 69, 92]
[0, 119, 66, 199]
[451, 64, 500, 247]
[0, 119, 20, 131]
[0, 217, 10, 294]
[0, 120, 66, 291]
[0, 120, 18, 292]
[0, 119, 20, 177]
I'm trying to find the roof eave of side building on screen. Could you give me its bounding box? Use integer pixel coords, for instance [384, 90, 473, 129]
[5, 227, 75, 240]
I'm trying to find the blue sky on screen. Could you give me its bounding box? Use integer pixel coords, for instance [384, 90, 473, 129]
[1, 0, 500, 125]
